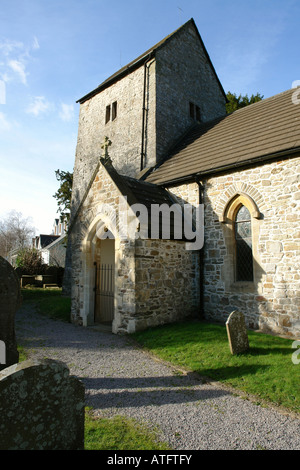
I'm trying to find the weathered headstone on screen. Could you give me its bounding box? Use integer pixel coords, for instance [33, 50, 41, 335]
[226, 310, 249, 355]
[0, 359, 85, 450]
[0, 256, 21, 370]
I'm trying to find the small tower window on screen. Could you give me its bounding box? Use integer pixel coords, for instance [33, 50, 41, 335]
[112, 101, 117, 121]
[105, 105, 111, 124]
[189, 101, 201, 122]
[105, 101, 117, 123]
[189, 102, 194, 119]
[235, 205, 253, 282]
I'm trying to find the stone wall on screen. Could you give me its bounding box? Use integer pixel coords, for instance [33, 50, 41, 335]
[170, 155, 300, 339]
[155, 22, 226, 161]
[48, 238, 67, 268]
[71, 21, 227, 218]
[133, 238, 200, 332]
[168, 181, 200, 207]
[67, 21, 227, 303]
[69, 160, 200, 334]
[0, 359, 85, 450]
[68, 23, 300, 338]
[72, 61, 156, 215]
[69, 161, 135, 328]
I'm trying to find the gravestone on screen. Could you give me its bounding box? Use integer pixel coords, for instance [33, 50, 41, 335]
[0, 359, 85, 450]
[0, 256, 21, 370]
[226, 310, 249, 355]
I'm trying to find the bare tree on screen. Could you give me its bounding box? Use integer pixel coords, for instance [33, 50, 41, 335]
[0, 211, 36, 259]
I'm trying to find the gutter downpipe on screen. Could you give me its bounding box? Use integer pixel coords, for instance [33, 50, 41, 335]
[196, 178, 205, 319]
[140, 53, 153, 171]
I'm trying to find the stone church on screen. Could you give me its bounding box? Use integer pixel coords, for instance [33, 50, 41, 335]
[65, 18, 300, 338]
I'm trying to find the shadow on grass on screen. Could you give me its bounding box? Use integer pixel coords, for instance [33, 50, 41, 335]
[247, 346, 293, 357]
[195, 364, 270, 381]
[134, 321, 294, 356]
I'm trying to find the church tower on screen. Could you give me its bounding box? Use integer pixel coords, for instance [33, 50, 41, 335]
[71, 18, 226, 216]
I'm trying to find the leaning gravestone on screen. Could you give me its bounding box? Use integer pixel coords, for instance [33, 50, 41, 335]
[226, 310, 249, 355]
[0, 359, 85, 450]
[0, 256, 21, 370]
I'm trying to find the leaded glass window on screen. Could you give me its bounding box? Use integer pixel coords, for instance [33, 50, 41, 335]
[235, 205, 253, 282]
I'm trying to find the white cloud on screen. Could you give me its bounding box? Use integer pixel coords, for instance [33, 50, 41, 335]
[0, 112, 11, 131]
[0, 72, 10, 83]
[26, 98, 75, 121]
[0, 36, 39, 86]
[0, 39, 24, 56]
[0, 80, 6, 104]
[26, 96, 52, 116]
[8, 59, 28, 85]
[59, 103, 74, 122]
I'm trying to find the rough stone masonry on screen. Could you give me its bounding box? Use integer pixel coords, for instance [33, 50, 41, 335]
[0, 359, 85, 450]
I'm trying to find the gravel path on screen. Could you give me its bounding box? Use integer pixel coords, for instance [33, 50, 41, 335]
[15, 304, 300, 451]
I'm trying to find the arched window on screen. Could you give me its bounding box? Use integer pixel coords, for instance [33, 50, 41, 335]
[234, 205, 253, 282]
[220, 191, 262, 289]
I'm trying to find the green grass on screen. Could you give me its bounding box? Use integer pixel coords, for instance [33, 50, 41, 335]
[133, 320, 300, 413]
[17, 343, 27, 362]
[21, 287, 71, 322]
[18, 288, 299, 444]
[85, 409, 170, 450]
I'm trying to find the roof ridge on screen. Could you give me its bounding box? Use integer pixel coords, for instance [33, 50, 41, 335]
[77, 19, 195, 104]
[77, 18, 226, 103]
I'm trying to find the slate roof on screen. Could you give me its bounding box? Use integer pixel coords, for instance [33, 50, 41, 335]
[100, 159, 190, 240]
[77, 18, 226, 104]
[121, 175, 176, 209]
[145, 88, 300, 185]
[68, 156, 183, 235]
[39, 235, 60, 248]
[102, 158, 176, 208]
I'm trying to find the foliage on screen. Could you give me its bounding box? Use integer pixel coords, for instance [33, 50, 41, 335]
[226, 91, 264, 114]
[53, 169, 73, 224]
[133, 320, 300, 413]
[0, 210, 35, 258]
[21, 287, 71, 322]
[85, 409, 170, 450]
[16, 247, 45, 274]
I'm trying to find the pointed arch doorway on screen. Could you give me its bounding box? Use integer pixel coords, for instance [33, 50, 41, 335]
[94, 238, 115, 324]
[81, 213, 117, 328]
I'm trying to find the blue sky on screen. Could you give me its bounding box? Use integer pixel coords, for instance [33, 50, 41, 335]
[0, 0, 299, 234]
